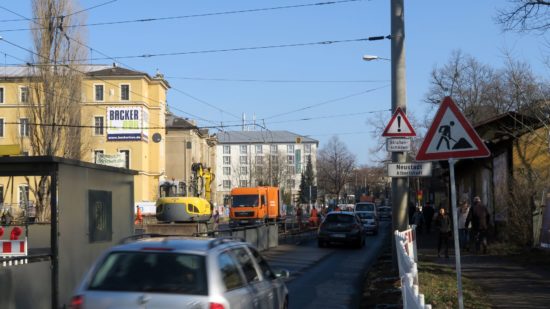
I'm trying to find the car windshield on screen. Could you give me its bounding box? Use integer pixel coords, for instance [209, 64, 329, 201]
[355, 203, 375, 212]
[325, 214, 354, 223]
[232, 195, 259, 207]
[356, 213, 374, 220]
[88, 251, 208, 295]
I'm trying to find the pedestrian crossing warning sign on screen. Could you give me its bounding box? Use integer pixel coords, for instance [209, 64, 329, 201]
[416, 96, 490, 161]
[382, 107, 416, 137]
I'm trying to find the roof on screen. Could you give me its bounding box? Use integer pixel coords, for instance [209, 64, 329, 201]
[474, 112, 543, 144]
[216, 130, 318, 144]
[165, 113, 198, 130]
[115, 236, 247, 253]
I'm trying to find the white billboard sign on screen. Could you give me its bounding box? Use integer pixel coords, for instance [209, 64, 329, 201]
[386, 138, 411, 152]
[107, 107, 148, 141]
[95, 153, 126, 168]
[387, 162, 432, 177]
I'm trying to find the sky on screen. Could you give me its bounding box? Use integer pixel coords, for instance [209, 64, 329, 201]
[1, 0, 548, 165]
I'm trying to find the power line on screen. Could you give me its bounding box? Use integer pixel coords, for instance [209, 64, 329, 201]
[264, 84, 390, 120]
[0, 0, 366, 30]
[0, 0, 119, 22]
[165, 76, 389, 83]
[265, 108, 391, 124]
[75, 36, 389, 61]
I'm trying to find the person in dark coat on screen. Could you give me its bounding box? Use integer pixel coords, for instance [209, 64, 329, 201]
[434, 207, 452, 258]
[465, 196, 490, 254]
[423, 203, 435, 233]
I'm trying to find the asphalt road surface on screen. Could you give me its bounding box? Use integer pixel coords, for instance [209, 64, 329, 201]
[282, 221, 391, 309]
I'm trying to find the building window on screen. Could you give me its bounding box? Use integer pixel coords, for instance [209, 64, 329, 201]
[255, 166, 263, 175]
[305, 144, 312, 154]
[120, 84, 130, 101]
[20, 118, 29, 137]
[270, 145, 278, 153]
[0, 118, 4, 137]
[240, 166, 248, 175]
[240, 156, 248, 164]
[94, 150, 104, 163]
[255, 156, 263, 164]
[287, 144, 294, 154]
[20, 86, 29, 103]
[223, 180, 231, 189]
[0, 87, 4, 103]
[0, 185, 3, 203]
[271, 155, 278, 165]
[240, 145, 248, 154]
[223, 145, 231, 154]
[287, 155, 294, 165]
[288, 165, 296, 174]
[223, 156, 231, 165]
[19, 184, 29, 205]
[255, 145, 263, 153]
[94, 84, 104, 101]
[287, 179, 295, 188]
[223, 167, 231, 175]
[119, 150, 130, 169]
[94, 116, 104, 135]
[239, 180, 248, 187]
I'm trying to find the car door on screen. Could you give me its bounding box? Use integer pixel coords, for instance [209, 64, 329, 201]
[248, 246, 286, 309]
[218, 251, 254, 309]
[230, 246, 274, 309]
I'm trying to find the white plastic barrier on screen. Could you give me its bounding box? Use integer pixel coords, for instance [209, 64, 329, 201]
[395, 226, 431, 309]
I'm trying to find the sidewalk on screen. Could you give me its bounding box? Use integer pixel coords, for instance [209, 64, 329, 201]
[415, 229, 550, 309]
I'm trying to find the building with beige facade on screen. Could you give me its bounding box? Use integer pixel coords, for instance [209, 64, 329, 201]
[0, 64, 169, 215]
[164, 113, 217, 204]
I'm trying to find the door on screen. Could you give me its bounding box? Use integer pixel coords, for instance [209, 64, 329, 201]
[218, 251, 254, 309]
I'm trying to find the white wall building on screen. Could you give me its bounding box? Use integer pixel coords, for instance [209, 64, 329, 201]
[215, 131, 318, 206]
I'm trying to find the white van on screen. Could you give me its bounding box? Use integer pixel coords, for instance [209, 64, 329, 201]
[354, 202, 378, 219]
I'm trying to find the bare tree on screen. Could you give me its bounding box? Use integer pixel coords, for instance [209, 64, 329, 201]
[317, 136, 356, 201]
[24, 0, 87, 221]
[496, 0, 550, 33]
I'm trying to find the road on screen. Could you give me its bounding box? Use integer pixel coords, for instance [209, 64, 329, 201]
[264, 221, 391, 309]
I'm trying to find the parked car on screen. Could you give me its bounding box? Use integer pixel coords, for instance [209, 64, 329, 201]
[354, 202, 378, 219]
[378, 206, 392, 220]
[317, 211, 365, 248]
[70, 236, 289, 309]
[356, 212, 378, 235]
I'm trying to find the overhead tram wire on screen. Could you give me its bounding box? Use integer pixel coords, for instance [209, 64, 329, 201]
[263, 84, 390, 120]
[0, 3, 244, 119]
[0, 1, 118, 23]
[0, 0, 366, 29]
[165, 76, 389, 84]
[76, 36, 390, 61]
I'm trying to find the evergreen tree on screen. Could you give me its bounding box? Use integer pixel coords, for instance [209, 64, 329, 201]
[297, 173, 307, 203]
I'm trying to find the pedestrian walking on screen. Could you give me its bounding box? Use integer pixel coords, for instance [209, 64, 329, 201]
[213, 209, 220, 231]
[423, 203, 435, 233]
[296, 206, 303, 230]
[134, 205, 143, 225]
[412, 207, 424, 234]
[434, 207, 452, 258]
[466, 196, 490, 254]
[457, 200, 470, 251]
[309, 207, 319, 227]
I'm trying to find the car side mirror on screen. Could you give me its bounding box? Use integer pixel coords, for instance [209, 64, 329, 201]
[274, 269, 290, 279]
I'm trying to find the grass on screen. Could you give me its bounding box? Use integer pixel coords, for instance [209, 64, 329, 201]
[418, 261, 491, 309]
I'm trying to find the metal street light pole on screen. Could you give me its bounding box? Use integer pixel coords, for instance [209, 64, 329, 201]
[391, 0, 409, 267]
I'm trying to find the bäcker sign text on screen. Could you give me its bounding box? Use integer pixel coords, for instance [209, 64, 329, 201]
[386, 138, 411, 152]
[387, 162, 432, 177]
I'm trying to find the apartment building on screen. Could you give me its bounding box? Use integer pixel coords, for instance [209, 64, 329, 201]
[0, 64, 169, 212]
[215, 130, 318, 206]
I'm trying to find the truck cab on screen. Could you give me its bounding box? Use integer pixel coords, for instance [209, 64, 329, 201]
[229, 187, 280, 226]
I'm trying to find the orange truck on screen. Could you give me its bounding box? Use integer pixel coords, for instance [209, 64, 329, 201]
[229, 186, 283, 225]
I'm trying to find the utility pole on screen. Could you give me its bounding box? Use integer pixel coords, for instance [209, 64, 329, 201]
[391, 0, 409, 267]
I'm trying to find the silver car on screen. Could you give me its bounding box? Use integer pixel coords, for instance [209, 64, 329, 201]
[70, 236, 289, 309]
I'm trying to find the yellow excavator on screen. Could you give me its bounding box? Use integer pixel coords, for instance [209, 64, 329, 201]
[155, 163, 215, 223]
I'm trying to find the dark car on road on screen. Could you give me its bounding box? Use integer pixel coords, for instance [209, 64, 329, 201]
[378, 206, 392, 220]
[317, 211, 365, 248]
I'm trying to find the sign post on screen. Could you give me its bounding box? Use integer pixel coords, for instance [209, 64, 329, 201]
[416, 97, 490, 309]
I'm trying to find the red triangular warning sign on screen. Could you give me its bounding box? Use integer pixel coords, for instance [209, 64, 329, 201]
[416, 97, 490, 161]
[382, 107, 416, 137]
